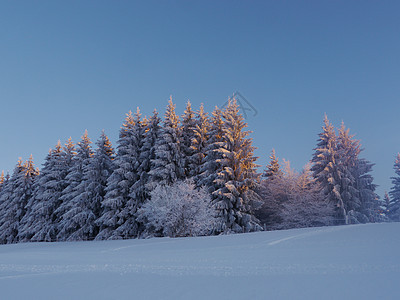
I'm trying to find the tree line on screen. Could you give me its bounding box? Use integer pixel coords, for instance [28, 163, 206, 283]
[0, 98, 399, 244]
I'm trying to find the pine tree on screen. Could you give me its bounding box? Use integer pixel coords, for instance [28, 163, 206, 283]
[148, 97, 184, 189]
[57, 131, 93, 241]
[0, 157, 38, 244]
[190, 103, 210, 186]
[181, 100, 196, 178]
[311, 115, 344, 224]
[388, 153, 400, 221]
[57, 132, 114, 241]
[96, 110, 142, 240]
[262, 149, 281, 180]
[212, 99, 261, 233]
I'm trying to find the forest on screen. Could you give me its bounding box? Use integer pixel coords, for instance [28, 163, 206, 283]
[0, 98, 399, 244]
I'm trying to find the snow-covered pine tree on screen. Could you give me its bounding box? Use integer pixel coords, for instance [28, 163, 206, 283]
[212, 99, 261, 233]
[388, 153, 400, 221]
[181, 100, 196, 178]
[114, 109, 146, 239]
[56, 130, 93, 241]
[201, 106, 225, 194]
[0, 169, 16, 243]
[336, 123, 361, 215]
[57, 131, 114, 241]
[189, 103, 210, 186]
[257, 149, 284, 228]
[353, 157, 379, 223]
[0, 157, 38, 244]
[131, 109, 162, 236]
[148, 97, 184, 189]
[262, 149, 281, 180]
[19, 141, 72, 242]
[311, 115, 344, 224]
[96, 110, 142, 240]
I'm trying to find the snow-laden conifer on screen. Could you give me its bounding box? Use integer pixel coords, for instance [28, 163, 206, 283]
[113, 109, 146, 239]
[212, 99, 261, 233]
[130, 110, 162, 236]
[189, 103, 210, 186]
[181, 100, 196, 178]
[19, 141, 71, 242]
[311, 115, 344, 224]
[257, 150, 284, 228]
[201, 106, 224, 193]
[148, 97, 184, 189]
[389, 153, 400, 221]
[0, 157, 38, 244]
[96, 110, 142, 240]
[56, 131, 93, 241]
[57, 132, 114, 241]
[262, 149, 281, 180]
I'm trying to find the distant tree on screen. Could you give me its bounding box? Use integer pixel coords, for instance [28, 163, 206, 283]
[137, 180, 216, 237]
[262, 149, 281, 180]
[258, 160, 333, 230]
[278, 162, 334, 229]
[212, 99, 262, 233]
[388, 153, 400, 221]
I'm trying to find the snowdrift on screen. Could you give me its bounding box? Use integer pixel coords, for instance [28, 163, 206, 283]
[0, 223, 399, 299]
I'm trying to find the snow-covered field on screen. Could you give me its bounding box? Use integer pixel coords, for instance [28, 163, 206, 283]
[0, 223, 398, 300]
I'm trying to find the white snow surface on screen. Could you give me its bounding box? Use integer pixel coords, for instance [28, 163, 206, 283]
[0, 223, 399, 300]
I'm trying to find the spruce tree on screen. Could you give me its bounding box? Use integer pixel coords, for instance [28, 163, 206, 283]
[57, 131, 93, 241]
[257, 149, 284, 228]
[114, 109, 146, 239]
[190, 103, 210, 186]
[181, 100, 196, 178]
[57, 132, 114, 241]
[212, 99, 261, 233]
[148, 97, 184, 189]
[19, 141, 72, 242]
[311, 115, 345, 224]
[336, 123, 361, 214]
[201, 106, 225, 194]
[133, 110, 162, 235]
[0, 157, 38, 244]
[96, 110, 142, 240]
[389, 153, 400, 221]
[262, 149, 281, 180]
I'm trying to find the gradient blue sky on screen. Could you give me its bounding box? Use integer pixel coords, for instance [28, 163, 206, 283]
[0, 0, 399, 196]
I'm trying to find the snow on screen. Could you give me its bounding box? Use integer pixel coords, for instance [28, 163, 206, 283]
[0, 223, 399, 299]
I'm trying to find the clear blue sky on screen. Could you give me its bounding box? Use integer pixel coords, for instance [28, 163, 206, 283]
[0, 0, 399, 196]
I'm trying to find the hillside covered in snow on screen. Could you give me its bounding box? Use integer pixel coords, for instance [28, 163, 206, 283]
[0, 222, 398, 299]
